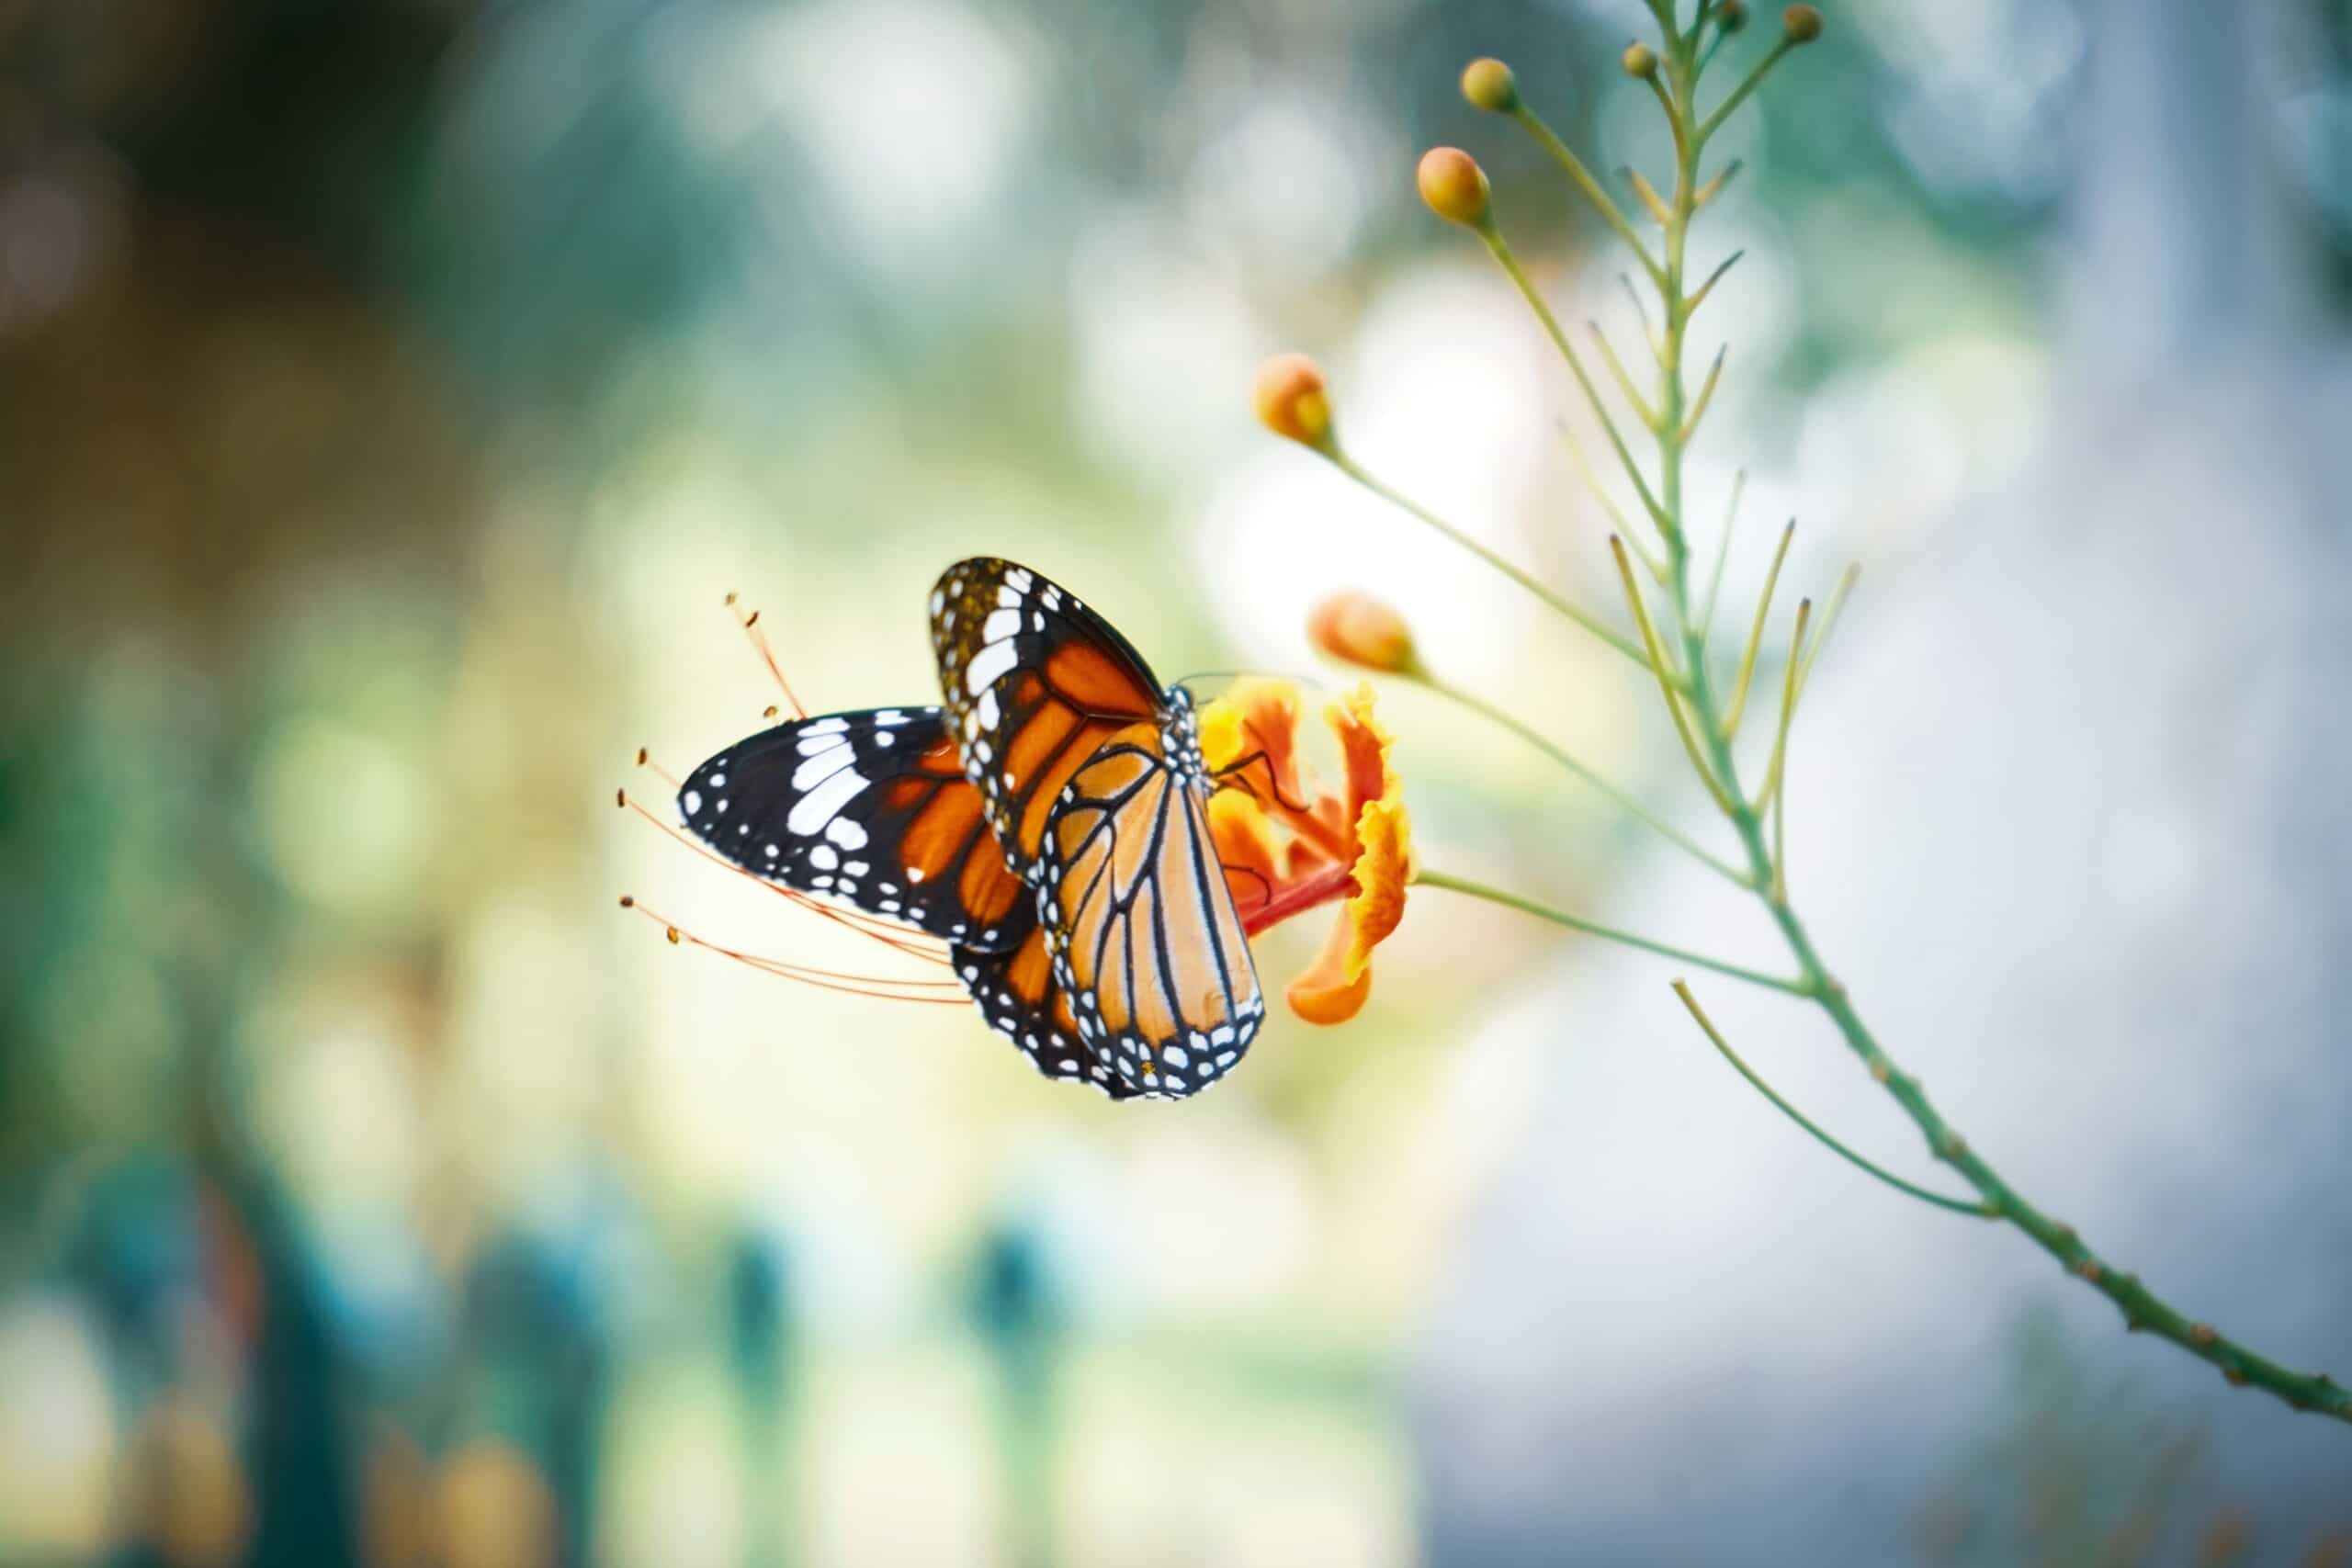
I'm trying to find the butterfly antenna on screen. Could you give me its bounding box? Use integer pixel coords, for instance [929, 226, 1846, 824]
[1219, 862, 1276, 919]
[1210, 747, 1315, 817]
[726, 592, 808, 719]
[1173, 669, 1330, 696]
[616, 896, 965, 1002]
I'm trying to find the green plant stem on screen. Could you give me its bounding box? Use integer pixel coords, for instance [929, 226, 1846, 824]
[1419, 673, 1752, 887]
[1414, 868, 1806, 996]
[1324, 448, 1653, 673]
[1609, 24, 2352, 1425]
[1670, 982, 1990, 1217]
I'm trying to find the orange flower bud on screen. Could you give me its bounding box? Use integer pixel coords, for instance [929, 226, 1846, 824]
[1622, 41, 1659, 80]
[1781, 5, 1822, 42]
[1307, 592, 1420, 677]
[1459, 58, 1517, 114]
[1252, 354, 1334, 449]
[1416, 146, 1490, 227]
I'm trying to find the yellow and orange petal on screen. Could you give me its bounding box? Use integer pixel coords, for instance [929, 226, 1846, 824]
[1207, 788, 1282, 895]
[1287, 914, 1374, 1025]
[1200, 676, 1308, 808]
[1345, 793, 1412, 974]
[1287, 706, 1413, 1024]
[1327, 682, 1395, 824]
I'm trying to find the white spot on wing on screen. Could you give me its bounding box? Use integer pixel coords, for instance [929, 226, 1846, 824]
[786, 770, 865, 836]
[965, 640, 1017, 694]
[791, 750, 854, 791]
[825, 817, 869, 851]
[681, 789, 702, 817]
[982, 607, 1022, 643]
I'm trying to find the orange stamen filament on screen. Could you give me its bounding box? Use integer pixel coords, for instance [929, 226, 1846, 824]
[617, 784, 951, 966]
[729, 592, 808, 719]
[620, 898, 964, 1001]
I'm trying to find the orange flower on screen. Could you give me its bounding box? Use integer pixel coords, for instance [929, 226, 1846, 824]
[1199, 680, 1412, 1025]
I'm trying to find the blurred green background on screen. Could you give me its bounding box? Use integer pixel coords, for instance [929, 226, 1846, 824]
[4, 1, 2350, 1563]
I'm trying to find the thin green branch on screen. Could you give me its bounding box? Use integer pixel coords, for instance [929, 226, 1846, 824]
[1696, 468, 1746, 640]
[1505, 105, 1667, 288]
[1694, 158, 1745, 209]
[1589, 322, 1662, 432]
[1555, 420, 1635, 536]
[1617, 274, 1665, 365]
[1414, 867, 1806, 994]
[1645, 72, 1685, 159]
[1792, 561, 1859, 701]
[1684, 248, 1745, 318]
[1767, 599, 1807, 900]
[1720, 517, 1794, 739]
[1420, 674, 1752, 886]
[1757, 590, 1825, 818]
[1626, 168, 1673, 227]
[1680, 345, 1726, 443]
[1477, 223, 1677, 540]
[1671, 981, 1992, 1216]
[1609, 535, 1736, 813]
[1696, 37, 1798, 146]
[1324, 448, 1653, 672]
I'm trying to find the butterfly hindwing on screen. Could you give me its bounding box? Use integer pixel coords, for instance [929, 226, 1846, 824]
[679, 707, 1030, 949]
[952, 921, 1146, 1101]
[1037, 714, 1264, 1099]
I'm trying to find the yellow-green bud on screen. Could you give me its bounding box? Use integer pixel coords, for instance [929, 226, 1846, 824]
[1716, 0, 1748, 31]
[1782, 5, 1823, 42]
[1460, 58, 1517, 114]
[1622, 41, 1658, 80]
[1253, 354, 1334, 449]
[1415, 146, 1490, 227]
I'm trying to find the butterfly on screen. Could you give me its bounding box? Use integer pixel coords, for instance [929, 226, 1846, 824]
[677, 558, 1265, 1100]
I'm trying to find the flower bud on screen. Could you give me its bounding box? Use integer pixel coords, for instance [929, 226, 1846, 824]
[1252, 354, 1334, 449]
[1716, 0, 1748, 30]
[1460, 58, 1517, 113]
[1622, 41, 1658, 80]
[1308, 592, 1420, 677]
[1782, 5, 1822, 42]
[1416, 146, 1489, 227]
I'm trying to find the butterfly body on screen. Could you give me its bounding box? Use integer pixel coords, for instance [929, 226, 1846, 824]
[681, 558, 1263, 1100]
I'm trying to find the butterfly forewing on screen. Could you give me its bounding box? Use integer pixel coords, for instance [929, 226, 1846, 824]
[679, 707, 1029, 949]
[930, 558, 1170, 874]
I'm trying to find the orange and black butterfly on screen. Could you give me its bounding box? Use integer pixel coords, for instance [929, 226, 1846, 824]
[678, 558, 1263, 1100]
